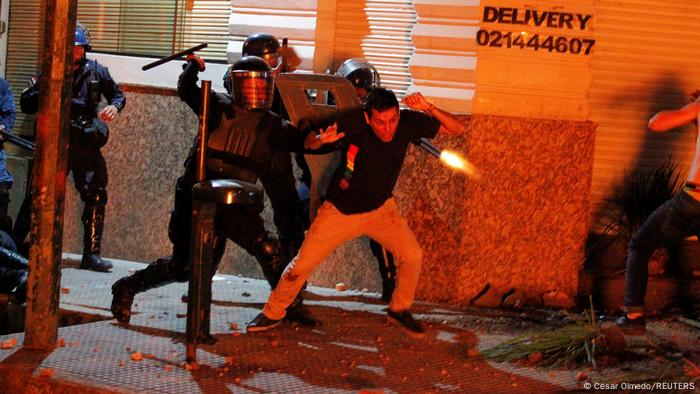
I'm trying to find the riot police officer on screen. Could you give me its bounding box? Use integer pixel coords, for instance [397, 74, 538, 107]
[110, 55, 316, 327]
[335, 58, 381, 102]
[237, 33, 306, 263]
[20, 23, 126, 273]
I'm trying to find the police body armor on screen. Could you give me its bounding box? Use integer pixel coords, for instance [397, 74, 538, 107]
[205, 108, 274, 184]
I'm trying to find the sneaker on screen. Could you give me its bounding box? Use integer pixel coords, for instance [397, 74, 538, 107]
[80, 255, 113, 272]
[387, 309, 425, 338]
[285, 304, 322, 327]
[246, 312, 282, 333]
[614, 313, 646, 335]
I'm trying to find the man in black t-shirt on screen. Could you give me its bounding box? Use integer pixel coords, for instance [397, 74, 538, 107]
[247, 88, 466, 337]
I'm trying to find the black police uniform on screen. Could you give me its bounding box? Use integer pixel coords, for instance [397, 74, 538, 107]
[20, 58, 126, 271]
[110, 61, 311, 325]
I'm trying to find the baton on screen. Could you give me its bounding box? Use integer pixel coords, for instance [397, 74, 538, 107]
[0, 129, 35, 152]
[142, 43, 208, 71]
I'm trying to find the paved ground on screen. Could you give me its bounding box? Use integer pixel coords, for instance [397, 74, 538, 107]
[0, 256, 698, 393]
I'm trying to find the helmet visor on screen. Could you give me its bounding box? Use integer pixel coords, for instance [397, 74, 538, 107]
[231, 70, 275, 109]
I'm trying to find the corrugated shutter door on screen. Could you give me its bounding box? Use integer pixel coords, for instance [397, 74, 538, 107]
[227, 1, 318, 70]
[588, 1, 700, 224]
[334, 0, 415, 97]
[5, 0, 42, 136]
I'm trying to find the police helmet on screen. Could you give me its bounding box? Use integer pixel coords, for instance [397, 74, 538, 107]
[336, 58, 381, 92]
[75, 23, 92, 51]
[242, 33, 281, 68]
[229, 56, 275, 109]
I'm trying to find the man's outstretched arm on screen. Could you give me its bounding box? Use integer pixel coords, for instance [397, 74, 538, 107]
[403, 92, 466, 136]
[648, 94, 700, 132]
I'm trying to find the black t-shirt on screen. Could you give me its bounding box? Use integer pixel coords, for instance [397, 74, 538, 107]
[325, 108, 440, 214]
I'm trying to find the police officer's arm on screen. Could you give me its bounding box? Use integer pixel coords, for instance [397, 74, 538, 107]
[20, 75, 40, 115]
[403, 92, 466, 136]
[97, 66, 126, 122]
[177, 56, 224, 130]
[648, 95, 700, 132]
[0, 80, 16, 133]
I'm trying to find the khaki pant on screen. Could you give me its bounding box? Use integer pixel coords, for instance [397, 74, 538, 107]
[263, 198, 423, 320]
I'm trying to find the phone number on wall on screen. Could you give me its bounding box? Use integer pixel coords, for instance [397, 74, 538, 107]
[477, 29, 596, 55]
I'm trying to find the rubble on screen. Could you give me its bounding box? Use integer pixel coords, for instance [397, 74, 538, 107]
[470, 284, 502, 308]
[541, 291, 574, 309]
[38, 368, 54, 378]
[1, 338, 17, 349]
[501, 289, 527, 309]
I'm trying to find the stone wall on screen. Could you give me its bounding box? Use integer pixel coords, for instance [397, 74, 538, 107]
[397, 115, 596, 307]
[61, 89, 595, 305]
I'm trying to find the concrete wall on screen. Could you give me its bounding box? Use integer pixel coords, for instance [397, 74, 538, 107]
[59, 88, 595, 305]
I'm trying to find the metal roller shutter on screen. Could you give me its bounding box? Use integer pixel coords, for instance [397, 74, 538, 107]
[334, 0, 416, 97]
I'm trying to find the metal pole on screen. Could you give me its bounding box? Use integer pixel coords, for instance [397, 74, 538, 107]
[24, 0, 77, 349]
[186, 80, 212, 363]
[196, 81, 210, 182]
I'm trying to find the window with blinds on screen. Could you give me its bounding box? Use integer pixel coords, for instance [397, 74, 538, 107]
[76, 0, 230, 61]
[5, 0, 42, 136]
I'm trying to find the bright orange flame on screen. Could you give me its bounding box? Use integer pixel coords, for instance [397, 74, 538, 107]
[439, 150, 479, 178]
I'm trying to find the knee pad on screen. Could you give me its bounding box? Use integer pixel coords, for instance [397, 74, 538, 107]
[254, 233, 283, 264]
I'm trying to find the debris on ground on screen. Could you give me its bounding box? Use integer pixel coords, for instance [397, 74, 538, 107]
[1, 338, 17, 349]
[482, 320, 605, 367]
[130, 351, 143, 362]
[38, 368, 54, 378]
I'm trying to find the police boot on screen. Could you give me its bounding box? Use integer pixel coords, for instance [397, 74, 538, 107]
[0, 266, 27, 304]
[80, 205, 113, 272]
[0, 245, 29, 303]
[111, 256, 180, 325]
[0, 245, 29, 271]
[370, 239, 396, 302]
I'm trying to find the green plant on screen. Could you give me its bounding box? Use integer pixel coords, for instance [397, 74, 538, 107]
[585, 158, 683, 268]
[608, 158, 683, 240]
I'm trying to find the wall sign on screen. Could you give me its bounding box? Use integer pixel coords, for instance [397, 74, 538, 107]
[478, 6, 595, 55]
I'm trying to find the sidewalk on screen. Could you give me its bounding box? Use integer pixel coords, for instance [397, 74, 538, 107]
[0, 257, 691, 393]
